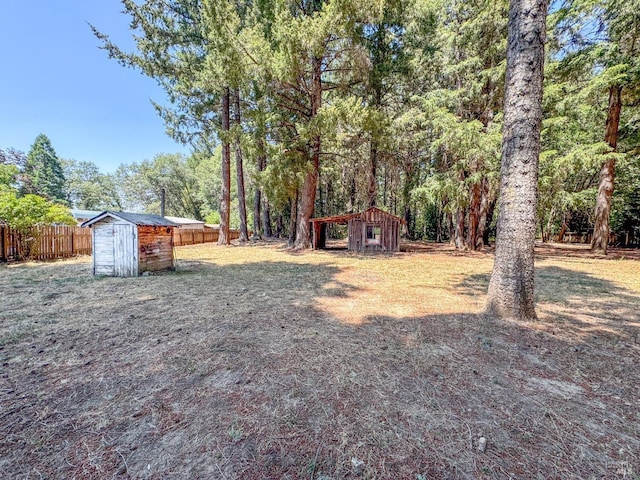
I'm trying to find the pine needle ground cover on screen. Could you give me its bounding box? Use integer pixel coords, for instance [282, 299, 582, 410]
[1, 242, 638, 479]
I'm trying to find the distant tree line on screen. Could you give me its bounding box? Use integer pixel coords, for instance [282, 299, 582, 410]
[85, 0, 639, 251]
[0, 135, 75, 231]
[3, 0, 638, 254]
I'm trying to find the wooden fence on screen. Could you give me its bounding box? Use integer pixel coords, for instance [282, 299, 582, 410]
[1, 225, 92, 262]
[172, 228, 240, 246]
[1, 225, 241, 262]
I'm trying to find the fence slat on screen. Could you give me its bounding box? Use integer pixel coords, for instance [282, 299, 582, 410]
[0, 224, 240, 262]
[0, 225, 92, 262]
[172, 228, 238, 247]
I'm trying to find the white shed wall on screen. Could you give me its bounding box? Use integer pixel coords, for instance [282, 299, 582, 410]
[92, 217, 139, 277]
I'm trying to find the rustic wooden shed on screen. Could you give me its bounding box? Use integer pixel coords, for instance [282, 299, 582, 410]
[310, 207, 405, 252]
[82, 211, 178, 277]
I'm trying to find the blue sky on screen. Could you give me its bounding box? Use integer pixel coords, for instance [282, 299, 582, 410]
[0, 1, 190, 173]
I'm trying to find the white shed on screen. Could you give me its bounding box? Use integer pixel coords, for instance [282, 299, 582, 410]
[82, 211, 178, 277]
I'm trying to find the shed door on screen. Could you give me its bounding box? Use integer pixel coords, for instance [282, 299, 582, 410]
[113, 224, 138, 277]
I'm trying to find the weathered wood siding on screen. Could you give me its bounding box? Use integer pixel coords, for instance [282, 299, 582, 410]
[114, 224, 138, 276]
[348, 219, 363, 251]
[93, 217, 139, 276]
[348, 209, 400, 252]
[138, 226, 174, 273]
[93, 218, 115, 275]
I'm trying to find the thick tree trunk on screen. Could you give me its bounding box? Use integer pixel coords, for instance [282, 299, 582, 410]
[294, 156, 318, 248]
[448, 213, 455, 246]
[403, 205, 412, 239]
[218, 87, 231, 246]
[368, 140, 378, 207]
[383, 164, 388, 208]
[293, 56, 322, 249]
[485, 0, 548, 321]
[483, 198, 497, 246]
[436, 204, 443, 243]
[454, 207, 466, 250]
[253, 152, 266, 240]
[476, 179, 491, 248]
[454, 169, 467, 250]
[591, 85, 622, 254]
[556, 224, 567, 243]
[262, 195, 272, 238]
[468, 181, 482, 250]
[288, 190, 298, 247]
[275, 212, 283, 238]
[346, 169, 356, 213]
[253, 187, 262, 240]
[232, 89, 249, 242]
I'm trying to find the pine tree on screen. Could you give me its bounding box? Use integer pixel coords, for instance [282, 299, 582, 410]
[485, 0, 549, 320]
[23, 134, 66, 203]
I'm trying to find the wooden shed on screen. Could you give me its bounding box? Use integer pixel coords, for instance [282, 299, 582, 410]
[82, 211, 178, 277]
[310, 207, 405, 252]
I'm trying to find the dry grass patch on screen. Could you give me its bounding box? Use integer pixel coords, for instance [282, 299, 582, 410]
[0, 241, 639, 479]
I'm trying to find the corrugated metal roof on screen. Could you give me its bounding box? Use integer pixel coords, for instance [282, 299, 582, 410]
[164, 216, 205, 225]
[81, 211, 179, 227]
[311, 207, 406, 225]
[70, 209, 103, 219]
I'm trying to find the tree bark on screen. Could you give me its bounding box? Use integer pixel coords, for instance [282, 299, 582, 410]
[253, 151, 266, 240]
[454, 169, 467, 250]
[275, 212, 283, 238]
[253, 183, 262, 240]
[476, 179, 491, 248]
[468, 180, 482, 250]
[232, 89, 249, 242]
[591, 85, 622, 254]
[288, 190, 298, 247]
[485, 0, 548, 321]
[436, 203, 443, 243]
[368, 140, 378, 207]
[483, 198, 497, 246]
[262, 195, 272, 238]
[346, 167, 356, 213]
[454, 207, 466, 250]
[218, 87, 231, 246]
[293, 56, 322, 249]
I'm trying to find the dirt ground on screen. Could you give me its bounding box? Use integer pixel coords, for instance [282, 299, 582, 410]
[0, 241, 639, 479]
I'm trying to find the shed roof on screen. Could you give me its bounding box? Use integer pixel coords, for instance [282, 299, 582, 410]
[81, 211, 179, 228]
[311, 207, 406, 225]
[164, 216, 206, 225]
[70, 209, 103, 220]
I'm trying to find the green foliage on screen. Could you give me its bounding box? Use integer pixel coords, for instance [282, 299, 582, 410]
[115, 153, 205, 219]
[0, 148, 26, 195]
[62, 159, 122, 210]
[0, 164, 19, 193]
[83, 0, 640, 246]
[0, 192, 75, 231]
[541, 0, 640, 243]
[23, 134, 66, 203]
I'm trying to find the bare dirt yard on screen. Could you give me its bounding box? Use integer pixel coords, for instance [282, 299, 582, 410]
[1, 241, 639, 479]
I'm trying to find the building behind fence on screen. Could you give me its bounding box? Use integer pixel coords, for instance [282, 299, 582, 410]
[1, 225, 240, 262]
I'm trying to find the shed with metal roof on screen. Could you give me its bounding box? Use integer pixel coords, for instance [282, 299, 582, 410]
[81, 211, 178, 277]
[310, 207, 405, 252]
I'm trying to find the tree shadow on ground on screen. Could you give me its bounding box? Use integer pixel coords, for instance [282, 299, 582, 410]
[351, 310, 640, 480]
[455, 265, 640, 343]
[1, 257, 639, 480]
[534, 242, 640, 261]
